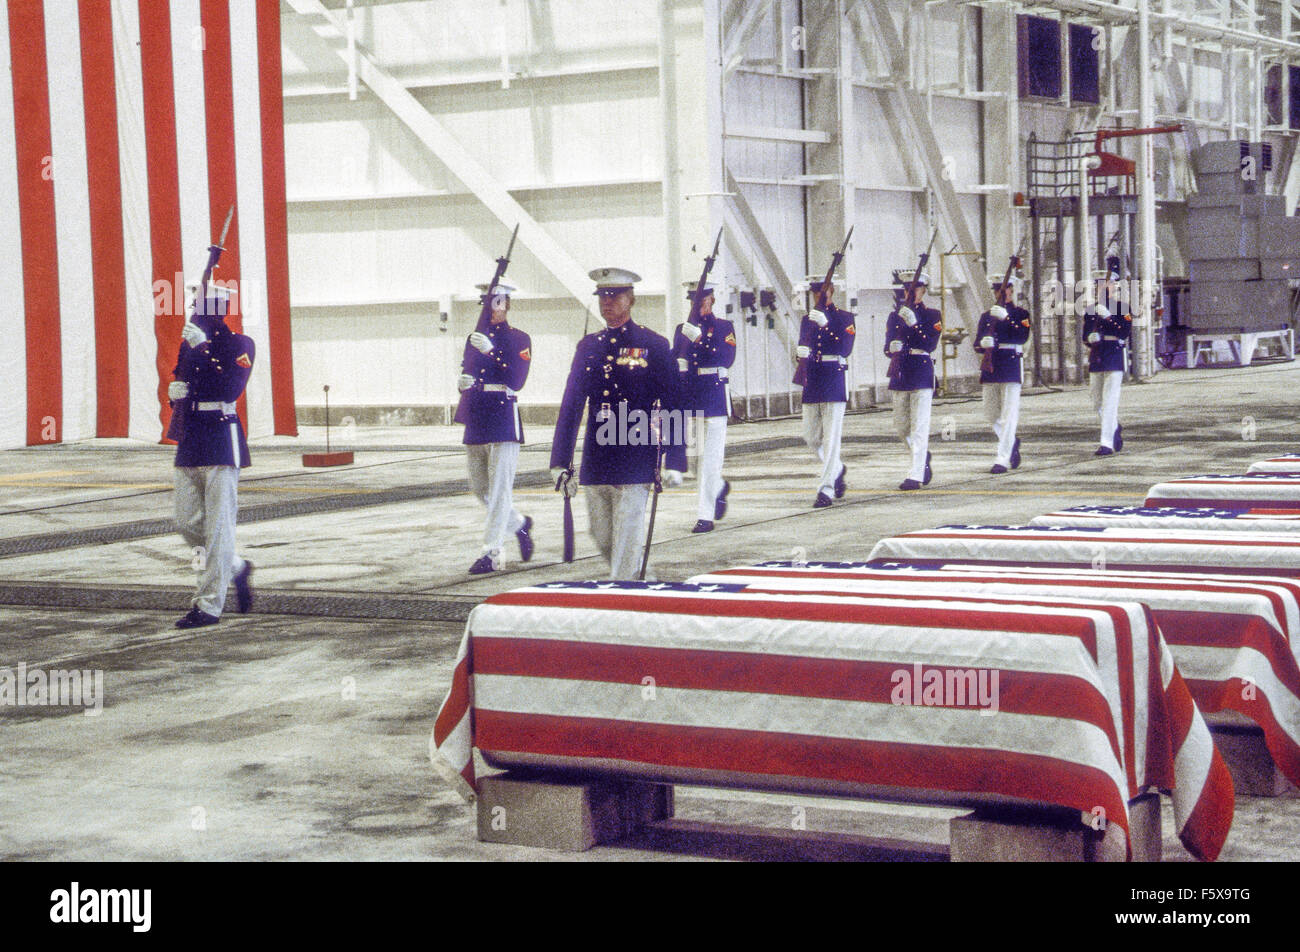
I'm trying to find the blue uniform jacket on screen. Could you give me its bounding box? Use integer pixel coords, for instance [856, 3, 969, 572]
[1083, 311, 1130, 373]
[672, 316, 736, 418]
[798, 305, 856, 404]
[974, 303, 1031, 384]
[455, 322, 532, 445]
[172, 317, 254, 469]
[884, 303, 941, 391]
[550, 320, 689, 485]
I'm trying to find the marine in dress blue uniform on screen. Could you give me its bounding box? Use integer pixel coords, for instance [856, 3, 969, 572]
[455, 282, 534, 574]
[1083, 301, 1130, 455]
[796, 276, 855, 508]
[973, 274, 1031, 473]
[550, 268, 688, 579]
[884, 271, 941, 490]
[672, 280, 736, 532]
[169, 291, 255, 629]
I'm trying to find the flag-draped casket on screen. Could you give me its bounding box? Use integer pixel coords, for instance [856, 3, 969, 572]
[867, 525, 1300, 576]
[1247, 455, 1300, 474]
[691, 562, 1300, 796]
[1031, 505, 1300, 532]
[432, 579, 1234, 861]
[1145, 474, 1300, 510]
[0, 0, 296, 448]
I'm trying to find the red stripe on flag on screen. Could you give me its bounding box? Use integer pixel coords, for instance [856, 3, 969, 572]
[199, 0, 245, 428]
[475, 710, 1132, 846]
[1184, 677, 1300, 788]
[432, 654, 472, 746]
[1146, 495, 1299, 511]
[256, 0, 297, 436]
[138, 0, 184, 442]
[9, 0, 62, 445]
[79, 0, 129, 437]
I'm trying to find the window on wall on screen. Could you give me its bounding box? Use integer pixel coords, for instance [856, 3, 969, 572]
[1068, 24, 1101, 104]
[1291, 66, 1300, 130]
[1017, 15, 1061, 99]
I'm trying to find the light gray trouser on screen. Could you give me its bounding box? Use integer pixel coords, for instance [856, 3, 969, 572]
[1090, 371, 1122, 449]
[694, 414, 728, 520]
[466, 442, 524, 558]
[802, 401, 846, 496]
[983, 382, 1022, 466]
[892, 388, 933, 481]
[585, 483, 652, 580]
[175, 465, 246, 617]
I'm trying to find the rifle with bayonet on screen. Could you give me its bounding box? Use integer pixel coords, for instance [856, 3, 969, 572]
[792, 226, 854, 388]
[981, 245, 1024, 377]
[167, 205, 235, 443]
[454, 224, 520, 427]
[680, 227, 724, 375]
[887, 228, 938, 384]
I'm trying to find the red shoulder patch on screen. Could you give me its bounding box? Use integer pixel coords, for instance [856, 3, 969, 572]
[236, 353, 252, 368]
[520, 347, 531, 361]
[844, 324, 855, 335]
[724, 333, 736, 346]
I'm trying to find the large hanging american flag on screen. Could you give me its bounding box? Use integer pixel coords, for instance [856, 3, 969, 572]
[0, 0, 296, 448]
[1248, 455, 1300, 474]
[1031, 505, 1300, 532]
[868, 524, 1300, 575]
[1145, 474, 1300, 510]
[691, 562, 1300, 797]
[432, 579, 1234, 861]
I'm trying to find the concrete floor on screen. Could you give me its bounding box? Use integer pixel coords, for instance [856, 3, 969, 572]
[3, 361, 1300, 861]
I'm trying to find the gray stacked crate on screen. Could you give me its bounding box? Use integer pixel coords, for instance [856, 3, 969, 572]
[1185, 141, 1299, 332]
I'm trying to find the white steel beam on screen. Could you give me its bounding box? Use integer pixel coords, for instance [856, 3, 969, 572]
[722, 0, 775, 78]
[723, 168, 799, 348]
[283, 0, 594, 306]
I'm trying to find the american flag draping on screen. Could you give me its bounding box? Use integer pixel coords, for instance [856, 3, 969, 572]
[1031, 505, 1300, 532]
[432, 578, 1234, 861]
[1247, 455, 1300, 474]
[0, 0, 296, 448]
[1145, 474, 1300, 510]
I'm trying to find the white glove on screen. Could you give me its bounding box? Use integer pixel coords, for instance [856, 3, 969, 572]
[676, 358, 689, 373]
[888, 339, 903, 354]
[810, 309, 829, 328]
[898, 307, 916, 326]
[181, 322, 208, 347]
[662, 470, 684, 488]
[681, 323, 702, 343]
[979, 336, 995, 350]
[457, 373, 475, 392]
[469, 331, 493, 354]
[990, 306, 1008, 320]
[168, 381, 189, 401]
[796, 345, 811, 359]
[551, 466, 579, 498]
[1087, 332, 1101, 344]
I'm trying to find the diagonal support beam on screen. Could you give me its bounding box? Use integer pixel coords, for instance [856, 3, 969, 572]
[722, 0, 775, 78]
[723, 167, 799, 349]
[284, 0, 593, 306]
[847, 0, 993, 328]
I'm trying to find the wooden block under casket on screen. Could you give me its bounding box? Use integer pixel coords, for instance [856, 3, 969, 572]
[949, 795, 1158, 862]
[1206, 718, 1300, 798]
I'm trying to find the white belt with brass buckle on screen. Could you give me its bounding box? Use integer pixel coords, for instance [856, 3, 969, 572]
[819, 355, 846, 365]
[1101, 335, 1123, 342]
[996, 344, 1023, 352]
[695, 367, 728, 378]
[482, 384, 518, 395]
[194, 401, 237, 414]
[908, 348, 930, 356]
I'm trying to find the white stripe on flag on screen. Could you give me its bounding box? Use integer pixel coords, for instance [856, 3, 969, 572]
[114, 0, 159, 443]
[230, 0, 272, 438]
[0, 2, 27, 449]
[171, 0, 211, 284]
[45, 6, 95, 442]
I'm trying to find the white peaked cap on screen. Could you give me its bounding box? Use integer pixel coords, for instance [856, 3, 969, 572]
[476, 282, 516, 296]
[590, 267, 642, 290]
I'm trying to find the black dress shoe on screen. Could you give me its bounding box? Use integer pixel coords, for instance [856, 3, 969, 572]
[923, 451, 933, 486]
[990, 464, 1008, 474]
[1095, 445, 1114, 457]
[1010, 438, 1021, 469]
[1114, 425, 1123, 452]
[233, 560, 254, 614]
[175, 607, 220, 629]
[834, 464, 847, 499]
[469, 554, 498, 575]
[714, 481, 731, 521]
[692, 520, 714, 533]
[899, 478, 922, 491]
[516, 515, 534, 562]
[813, 492, 832, 509]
